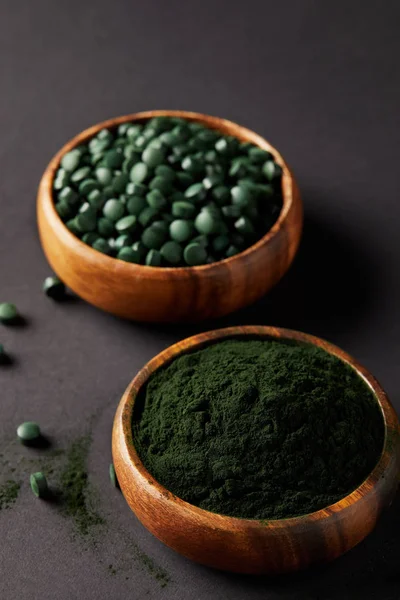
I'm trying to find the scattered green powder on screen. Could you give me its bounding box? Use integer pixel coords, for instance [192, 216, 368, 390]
[59, 435, 104, 535]
[132, 545, 170, 588]
[134, 339, 385, 520]
[0, 480, 20, 510]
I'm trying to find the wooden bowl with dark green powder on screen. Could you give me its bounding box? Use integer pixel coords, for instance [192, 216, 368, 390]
[112, 326, 400, 574]
[37, 110, 302, 322]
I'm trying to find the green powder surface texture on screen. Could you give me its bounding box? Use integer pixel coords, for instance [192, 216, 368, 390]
[134, 339, 385, 520]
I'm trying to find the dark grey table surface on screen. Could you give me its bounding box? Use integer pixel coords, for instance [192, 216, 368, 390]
[1, 1, 399, 598]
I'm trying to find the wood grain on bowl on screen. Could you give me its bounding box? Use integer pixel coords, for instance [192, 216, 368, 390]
[112, 326, 400, 574]
[37, 111, 303, 322]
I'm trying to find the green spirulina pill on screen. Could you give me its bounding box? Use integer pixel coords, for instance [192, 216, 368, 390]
[191, 234, 209, 248]
[263, 160, 282, 181]
[103, 199, 125, 222]
[155, 164, 175, 181]
[115, 215, 137, 234]
[117, 247, 140, 263]
[183, 242, 207, 266]
[75, 210, 97, 233]
[43, 276, 66, 300]
[17, 421, 41, 444]
[114, 234, 134, 250]
[142, 146, 166, 168]
[126, 182, 147, 197]
[231, 185, 253, 206]
[79, 178, 99, 196]
[86, 189, 104, 209]
[66, 219, 81, 236]
[92, 238, 111, 254]
[59, 186, 78, 206]
[61, 149, 81, 172]
[146, 189, 166, 210]
[145, 249, 162, 266]
[97, 217, 115, 237]
[0, 302, 18, 323]
[30, 472, 49, 499]
[104, 149, 123, 168]
[169, 219, 193, 243]
[54, 169, 70, 190]
[212, 185, 230, 205]
[55, 202, 72, 220]
[126, 195, 146, 216]
[138, 207, 158, 227]
[226, 245, 239, 258]
[82, 232, 99, 245]
[95, 167, 113, 186]
[235, 216, 255, 235]
[248, 147, 271, 164]
[176, 172, 194, 189]
[112, 172, 129, 194]
[149, 176, 174, 195]
[71, 166, 91, 183]
[142, 226, 166, 250]
[222, 205, 242, 219]
[160, 240, 182, 265]
[184, 183, 206, 203]
[172, 201, 196, 219]
[130, 162, 149, 183]
[194, 211, 218, 235]
[212, 235, 230, 253]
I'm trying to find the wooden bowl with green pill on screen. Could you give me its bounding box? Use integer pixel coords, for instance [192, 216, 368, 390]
[37, 110, 302, 323]
[112, 326, 400, 574]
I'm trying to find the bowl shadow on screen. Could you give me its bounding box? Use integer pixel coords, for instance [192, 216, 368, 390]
[211, 491, 400, 598]
[218, 205, 381, 339]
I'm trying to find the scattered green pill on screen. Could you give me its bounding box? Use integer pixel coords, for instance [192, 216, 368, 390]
[30, 472, 49, 499]
[43, 276, 66, 300]
[109, 463, 120, 489]
[17, 421, 41, 444]
[0, 303, 18, 323]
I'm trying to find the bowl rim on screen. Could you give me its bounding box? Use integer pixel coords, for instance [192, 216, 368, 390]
[39, 109, 298, 275]
[116, 325, 400, 528]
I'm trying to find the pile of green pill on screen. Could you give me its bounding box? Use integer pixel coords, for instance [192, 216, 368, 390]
[54, 116, 283, 267]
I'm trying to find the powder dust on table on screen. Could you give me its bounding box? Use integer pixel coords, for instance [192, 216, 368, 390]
[134, 339, 385, 520]
[0, 480, 20, 510]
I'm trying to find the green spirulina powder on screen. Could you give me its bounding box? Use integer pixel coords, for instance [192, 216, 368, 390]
[134, 339, 385, 520]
